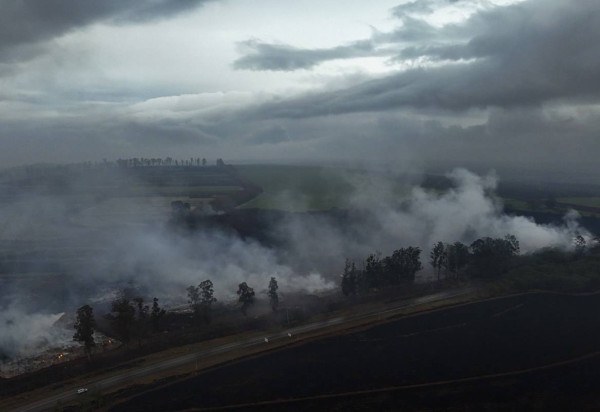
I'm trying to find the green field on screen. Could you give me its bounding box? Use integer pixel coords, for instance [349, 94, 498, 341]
[236, 164, 411, 212]
[559, 197, 600, 208]
[500, 197, 532, 210]
[236, 165, 576, 214]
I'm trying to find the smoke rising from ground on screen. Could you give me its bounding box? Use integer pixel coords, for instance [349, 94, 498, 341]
[363, 168, 586, 253]
[280, 168, 588, 276]
[0, 167, 590, 358]
[0, 308, 69, 359]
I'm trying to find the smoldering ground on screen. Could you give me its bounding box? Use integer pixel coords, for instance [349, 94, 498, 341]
[0, 166, 590, 358]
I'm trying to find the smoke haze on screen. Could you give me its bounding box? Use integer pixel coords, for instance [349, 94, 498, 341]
[0, 167, 588, 358]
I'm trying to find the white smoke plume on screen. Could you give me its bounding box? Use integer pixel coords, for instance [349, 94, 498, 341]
[0, 167, 591, 358]
[377, 168, 587, 253]
[279, 168, 589, 274]
[0, 307, 70, 358]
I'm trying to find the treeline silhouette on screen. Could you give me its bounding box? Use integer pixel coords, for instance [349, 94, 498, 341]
[0, 157, 230, 181]
[341, 247, 423, 296]
[342, 234, 600, 296]
[74, 277, 280, 360]
[341, 235, 520, 296]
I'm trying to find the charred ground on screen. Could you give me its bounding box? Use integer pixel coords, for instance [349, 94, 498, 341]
[111, 292, 600, 411]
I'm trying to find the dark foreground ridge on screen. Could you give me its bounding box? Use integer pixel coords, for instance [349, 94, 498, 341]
[111, 292, 600, 411]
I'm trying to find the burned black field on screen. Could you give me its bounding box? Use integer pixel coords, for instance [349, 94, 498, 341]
[111, 292, 600, 410]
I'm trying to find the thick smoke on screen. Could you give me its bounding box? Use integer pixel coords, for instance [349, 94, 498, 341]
[0, 308, 70, 358]
[0, 167, 590, 358]
[365, 168, 587, 253]
[278, 168, 589, 275]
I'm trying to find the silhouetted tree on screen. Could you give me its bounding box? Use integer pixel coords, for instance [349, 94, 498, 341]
[73, 305, 96, 360]
[341, 259, 358, 296]
[150, 297, 166, 333]
[383, 247, 422, 285]
[199, 280, 217, 323]
[430, 241, 446, 281]
[470, 235, 520, 277]
[364, 252, 383, 290]
[268, 277, 279, 311]
[187, 285, 201, 323]
[106, 296, 135, 346]
[237, 282, 255, 316]
[132, 297, 149, 348]
[444, 242, 470, 280]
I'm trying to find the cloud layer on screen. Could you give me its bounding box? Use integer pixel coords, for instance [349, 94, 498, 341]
[0, 0, 213, 60]
[1, 0, 600, 178]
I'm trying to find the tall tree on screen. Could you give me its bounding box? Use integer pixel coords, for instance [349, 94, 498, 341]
[237, 282, 255, 316]
[341, 259, 357, 296]
[73, 305, 96, 360]
[199, 280, 217, 323]
[268, 277, 279, 311]
[132, 297, 150, 348]
[430, 241, 446, 281]
[187, 285, 201, 319]
[150, 297, 166, 333]
[469, 235, 519, 277]
[444, 242, 470, 280]
[106, 296, 135, 346]
[383, 247, 423, 285]
[364, 252, 383, 290]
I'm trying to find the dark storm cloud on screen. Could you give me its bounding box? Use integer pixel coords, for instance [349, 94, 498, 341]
[0, 0, 214, 61]
[233, 39, 377, 71]
[244, 0, 600, 118]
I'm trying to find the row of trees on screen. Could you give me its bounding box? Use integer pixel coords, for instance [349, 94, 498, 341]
[73, 296, 167, 358]
[104, 296, 167, 349]
[73, 277, 282, 358]
[115, 157, 226, 168]
[341, 247, 423, 296]
[340, 235, 523, 296]
[186, 277, 280, 319]
[187, 280, 217, 323]
[430, 235, 520, 280]
[431, 234, 596, 283]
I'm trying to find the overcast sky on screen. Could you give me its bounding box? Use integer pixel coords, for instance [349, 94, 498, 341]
[1, 0, 599, 178]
